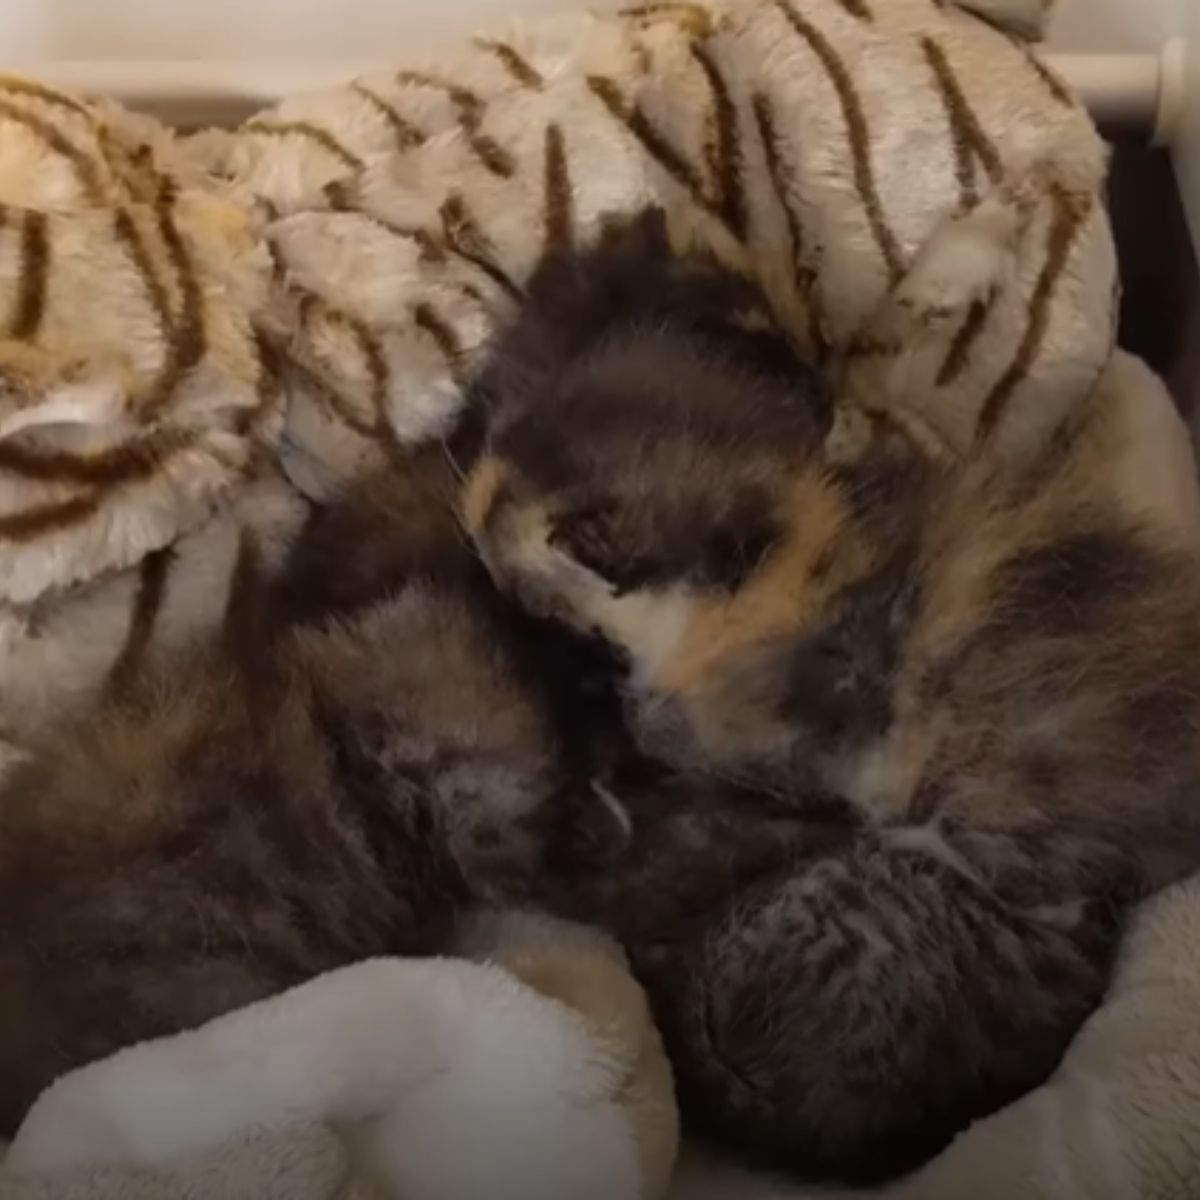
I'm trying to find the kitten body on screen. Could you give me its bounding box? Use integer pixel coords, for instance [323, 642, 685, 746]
[0, 450, 605, 1135]
[464, 211, 1200, 1180]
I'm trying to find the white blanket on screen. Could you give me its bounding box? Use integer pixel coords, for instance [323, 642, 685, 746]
[3, 915, 679, 1200]
[6, 876, 1199, 1200]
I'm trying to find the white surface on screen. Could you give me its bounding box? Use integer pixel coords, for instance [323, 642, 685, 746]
[0, 0, 618, 59]
[1050, 0, 1186, 52]
[0, 0, 1182, 58]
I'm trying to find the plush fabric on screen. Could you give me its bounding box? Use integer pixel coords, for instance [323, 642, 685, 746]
[0, 0, 1113, 772]
[3, 915, 679, 1200]
[0, 0, 1194, 1196]
[8, 873, 1200, 1199]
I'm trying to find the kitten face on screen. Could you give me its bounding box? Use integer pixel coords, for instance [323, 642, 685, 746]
[463, 211, 929, 791]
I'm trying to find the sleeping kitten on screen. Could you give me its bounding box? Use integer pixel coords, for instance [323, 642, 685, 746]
[0, 443, 624, 1137]
[462, 209, 1200, 1181]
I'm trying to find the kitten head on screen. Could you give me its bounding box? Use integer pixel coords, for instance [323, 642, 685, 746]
[464, 210, 930, 789]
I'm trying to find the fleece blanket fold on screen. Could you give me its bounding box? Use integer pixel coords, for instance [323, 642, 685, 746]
[3, 915, 679, 1200]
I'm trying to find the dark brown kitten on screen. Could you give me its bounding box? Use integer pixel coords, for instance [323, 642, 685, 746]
[463, 209, 1200, 1181]
[0, 446, 619, 1136]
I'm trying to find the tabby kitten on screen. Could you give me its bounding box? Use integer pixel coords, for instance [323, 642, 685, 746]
[463, 209, 1200, 1181]
[0, 444, 620, 1137]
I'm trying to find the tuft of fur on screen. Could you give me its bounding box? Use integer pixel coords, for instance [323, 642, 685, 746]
[464, 211, 1200, 1181]
[0, 445, 622, 1137]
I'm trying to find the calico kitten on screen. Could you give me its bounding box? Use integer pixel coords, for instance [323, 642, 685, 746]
[463, 209, 1200, 1181]
[0, 444, 621, 1137]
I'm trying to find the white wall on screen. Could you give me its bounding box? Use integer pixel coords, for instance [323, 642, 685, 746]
[0, 0, 1182, 60]
[1050, 0, 1185, 51]
[0, 0, 620, 60]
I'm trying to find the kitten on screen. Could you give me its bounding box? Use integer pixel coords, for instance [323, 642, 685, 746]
[0, 443, 619, 1137]
[462, 209, 1200, 1181]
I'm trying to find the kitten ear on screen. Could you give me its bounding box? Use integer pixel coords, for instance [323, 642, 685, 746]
[594, 205, 672, 262]
[514, 206, 674, 377]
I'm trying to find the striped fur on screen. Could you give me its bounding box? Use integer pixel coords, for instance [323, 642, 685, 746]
[0, 448, 634, 1136]
[463, 217, 1200, 1180]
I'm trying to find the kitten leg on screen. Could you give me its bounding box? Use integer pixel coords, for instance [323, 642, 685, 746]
[8, 956, 644, 1200]
[637, 832, 1119, 1184]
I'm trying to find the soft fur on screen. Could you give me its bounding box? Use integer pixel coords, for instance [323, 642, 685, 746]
[0, 447, 621, 1135]
[464, 210, 1200, 1180]
[0, 0, 1192, 1192]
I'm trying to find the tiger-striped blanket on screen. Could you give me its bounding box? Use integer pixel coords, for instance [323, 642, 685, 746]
[0, 0, 1116, 764]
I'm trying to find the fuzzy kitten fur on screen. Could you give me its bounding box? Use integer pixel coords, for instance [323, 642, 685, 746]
[464, 209, 1200, 1181]
[0, 445, 624, 1137]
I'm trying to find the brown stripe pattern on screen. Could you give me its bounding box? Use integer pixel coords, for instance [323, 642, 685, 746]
[414, 301, 464, 383]
[293, 289, 390, 440]
[302, 369, 380, 442]
[543, 124, 575, 252]
[0, 493, 101, 543]
[113, 207, 173, 350]
[619, 3, 715, 35]
[439, 194, 521, 298]
[9, 210, 49, 340]
[143, 182, 207, 415]
[588, 68, 748, 242]
[236, 331, 285, 436]
[0, 427, 198, 486]
[937, 291, 998, 387]
[474, 39, 545, 90]
[395, 71, 515, 178]
[921, 37, 1002, 212]
[976, 186, 1092, 441]
[774, 0, 904, 284]
[367, 216, 444, 263]
[752, 92, 828, 359]
[0, 98, 106, 203]
[690, 43, 749, 240]
[105, 547, 174, 695]
[834, 0, 874, 20]
[588, 75, 712, 211]
[321, 181, 444, 262]
[1023, 47, 1075, 108]
[351, 83, 425, 151]
[244, 120, 365, 172]
[342, 313, 389, 435]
